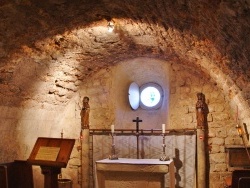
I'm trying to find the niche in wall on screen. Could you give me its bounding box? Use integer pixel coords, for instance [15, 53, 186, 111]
[111, 57, 170, 130]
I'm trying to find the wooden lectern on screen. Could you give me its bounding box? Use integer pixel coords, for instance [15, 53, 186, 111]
[27, 137, 75, 188]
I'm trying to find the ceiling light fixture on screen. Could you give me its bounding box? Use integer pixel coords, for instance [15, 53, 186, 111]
[107, 21, 115, 32]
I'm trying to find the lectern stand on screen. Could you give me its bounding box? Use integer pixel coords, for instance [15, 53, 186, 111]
[27, 137, 75, 188]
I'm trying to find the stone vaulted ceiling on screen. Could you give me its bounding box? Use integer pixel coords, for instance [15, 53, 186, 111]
[0, 0, 250, 110]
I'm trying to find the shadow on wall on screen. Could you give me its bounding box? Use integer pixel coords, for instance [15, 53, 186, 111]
[173, 148, 183, 188]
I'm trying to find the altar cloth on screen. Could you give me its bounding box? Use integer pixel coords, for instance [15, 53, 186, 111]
[96, 158, 175, 188]
[96, 158, 173, 165]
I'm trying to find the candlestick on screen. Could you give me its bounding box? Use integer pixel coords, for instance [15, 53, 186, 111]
[236, 105, 239, 124]
[109, 132, 118, 160]
[59, 129, 64, 179]
[162, 124, 165, 134]
[159, 133, 169, 161]
[111, 124, 115, 133]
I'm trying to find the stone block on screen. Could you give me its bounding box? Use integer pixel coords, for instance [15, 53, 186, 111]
[209, 137, 225, 145]
[214, 163, 227, 172]
[210, 153, 226, 163]
[225, 137, 242, 145]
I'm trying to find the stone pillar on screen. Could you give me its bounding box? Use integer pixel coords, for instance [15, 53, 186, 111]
[80, 96, 90, 187]
[82, 129, 89, 188]
[196, 93, 208, 188]
[197, 129, 206, 188]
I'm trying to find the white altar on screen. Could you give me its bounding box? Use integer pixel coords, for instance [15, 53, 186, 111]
[95, 158, 175, 188]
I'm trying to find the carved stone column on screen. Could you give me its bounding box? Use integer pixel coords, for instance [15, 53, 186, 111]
[82, 129, 90, 188]
[196, 93, 209, 188]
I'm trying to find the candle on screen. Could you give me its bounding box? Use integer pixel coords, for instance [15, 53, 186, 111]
[162, 124, 165, 134]
[111, 124, 115, 133]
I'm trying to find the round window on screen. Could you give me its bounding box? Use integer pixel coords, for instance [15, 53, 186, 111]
[128, 82, 164, 110]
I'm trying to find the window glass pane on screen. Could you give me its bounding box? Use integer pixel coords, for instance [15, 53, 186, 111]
[128, 82, 140, 110]
[140, 86, 161, 107]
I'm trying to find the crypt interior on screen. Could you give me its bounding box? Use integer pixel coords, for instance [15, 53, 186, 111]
[0, 0, 250, 188]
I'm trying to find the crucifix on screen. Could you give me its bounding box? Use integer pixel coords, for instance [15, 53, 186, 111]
[133, 117, 142, 159]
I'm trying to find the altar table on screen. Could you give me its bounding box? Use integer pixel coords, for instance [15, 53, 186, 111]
[95, 158, 175, 188]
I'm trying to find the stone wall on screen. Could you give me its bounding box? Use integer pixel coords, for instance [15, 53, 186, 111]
[168, 62, 239, 188]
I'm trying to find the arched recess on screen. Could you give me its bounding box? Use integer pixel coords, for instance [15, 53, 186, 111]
[0, 1, 249, 187]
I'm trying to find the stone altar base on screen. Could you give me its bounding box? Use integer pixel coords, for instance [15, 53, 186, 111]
[99, 171, 163, 188]
[96, 158, 175, 188]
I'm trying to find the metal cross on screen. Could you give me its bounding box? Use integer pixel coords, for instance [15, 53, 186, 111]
[133, 117, 143, 133]
[132, 117, 142, 159]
